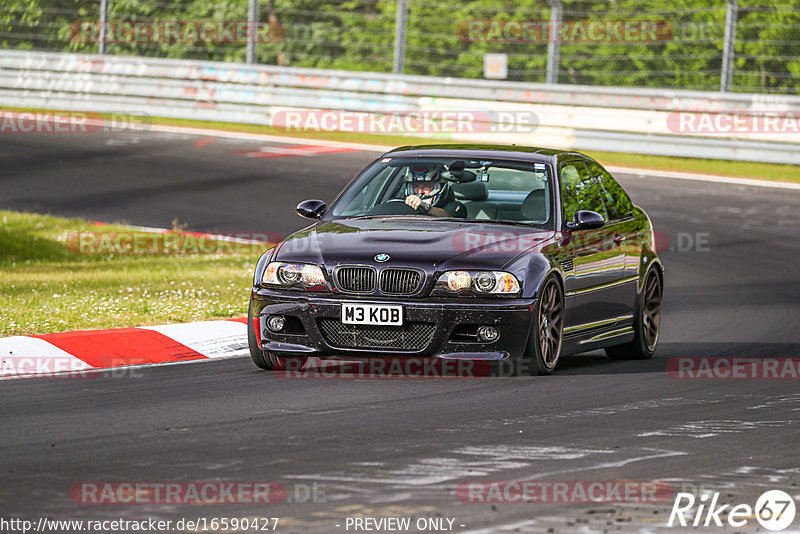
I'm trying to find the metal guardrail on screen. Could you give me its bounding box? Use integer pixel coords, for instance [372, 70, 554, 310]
[1, 50, 798, 164]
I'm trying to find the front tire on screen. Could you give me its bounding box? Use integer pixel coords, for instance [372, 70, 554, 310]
[605, 266, 662, 360]
[248, 300, 271, 369]
[247, 300, 309, 371]
[523, 275, 564, 375]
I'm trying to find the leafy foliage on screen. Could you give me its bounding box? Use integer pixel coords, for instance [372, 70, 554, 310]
[1, 0, 799, 93]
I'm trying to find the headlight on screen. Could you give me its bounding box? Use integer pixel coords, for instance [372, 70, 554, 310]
[444, 271, 471, 291]
[263, 262, 327, 289]
[436, 271, 520, 295]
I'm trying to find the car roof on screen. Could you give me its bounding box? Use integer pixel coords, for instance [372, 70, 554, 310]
[384, 144, 589, 164]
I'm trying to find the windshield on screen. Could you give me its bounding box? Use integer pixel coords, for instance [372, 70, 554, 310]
[329, 157, 553, 228]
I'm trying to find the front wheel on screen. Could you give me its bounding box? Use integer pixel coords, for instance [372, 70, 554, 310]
[605, 266, 662, 360]
[523, 275, 564, 375]
[247, 300, 308, 371]
[248, 300, 271, 369]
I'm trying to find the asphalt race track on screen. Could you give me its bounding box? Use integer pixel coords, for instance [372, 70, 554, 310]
[2, 129, 799, 533]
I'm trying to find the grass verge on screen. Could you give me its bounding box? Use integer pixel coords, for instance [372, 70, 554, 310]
[3, 106, 798, 183]
[0, 210, 268, 336]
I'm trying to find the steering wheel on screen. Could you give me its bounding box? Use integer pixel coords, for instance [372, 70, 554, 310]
[363, 199, 422, 216]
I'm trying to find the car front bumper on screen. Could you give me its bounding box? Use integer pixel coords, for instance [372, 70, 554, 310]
[250, 288, 536, 360]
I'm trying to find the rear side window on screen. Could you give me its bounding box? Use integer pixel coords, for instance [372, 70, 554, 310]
[560, 161, 606, 224]
[588, 162, 634, 221]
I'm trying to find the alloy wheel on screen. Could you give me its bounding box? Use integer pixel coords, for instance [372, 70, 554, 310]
[538, 278, 564, 368]
[642, 270, 662, 351]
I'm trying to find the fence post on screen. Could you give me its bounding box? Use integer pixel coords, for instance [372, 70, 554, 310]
[247, 0, 259, 64]
[546, 0, 562, 84]
[98, 0, 109, 54]
[393, 0, 408, 74]
[720, 0, 738, 92]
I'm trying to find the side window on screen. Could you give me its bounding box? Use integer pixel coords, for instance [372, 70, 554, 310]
[560, 161, 606, 224]
[338, 166, 397, 215]
[588, 162, 634, 221]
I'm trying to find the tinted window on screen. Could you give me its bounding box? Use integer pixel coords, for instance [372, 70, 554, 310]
[588, 162, 634, 221]
[559, 161, 606, 224]
[328, 158, 553, 228]
[485, 167, 546, 192]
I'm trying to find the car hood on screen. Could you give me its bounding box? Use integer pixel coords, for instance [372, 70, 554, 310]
[274, 218, 554, 271]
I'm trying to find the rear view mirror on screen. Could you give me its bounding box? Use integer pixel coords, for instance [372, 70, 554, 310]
[296, 199, 326, 219]
[445, 160, 477, 183]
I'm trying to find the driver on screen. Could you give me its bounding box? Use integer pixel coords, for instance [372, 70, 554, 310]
[403, 164, 466, 218]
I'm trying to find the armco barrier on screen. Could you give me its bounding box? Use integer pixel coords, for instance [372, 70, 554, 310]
[1, 50, 799, 164]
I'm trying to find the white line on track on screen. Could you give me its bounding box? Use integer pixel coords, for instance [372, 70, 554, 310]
[149, 123, 800, 191]
[518, 448, 688, 481]
[607, 166, 800, 191]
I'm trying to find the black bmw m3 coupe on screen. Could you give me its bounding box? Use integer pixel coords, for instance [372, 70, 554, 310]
[248, 145, 663, 375]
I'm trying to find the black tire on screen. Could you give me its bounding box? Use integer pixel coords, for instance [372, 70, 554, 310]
[605, 266, 662, 360]
[247, 301, 309, 371]
[248, 300, 272, 370]
[523, 274, 565, 375]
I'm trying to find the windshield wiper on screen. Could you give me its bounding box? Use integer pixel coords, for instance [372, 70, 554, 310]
[348, 215, 421, 220]
[346, 216, 545, 229]
[462, 219, 547, 229]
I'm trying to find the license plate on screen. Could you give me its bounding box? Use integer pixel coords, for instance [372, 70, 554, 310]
[342, 303, 403, 326]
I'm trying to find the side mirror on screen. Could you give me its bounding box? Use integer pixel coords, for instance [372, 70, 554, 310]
[296, 199, 326, 220]
[566, 210, 605, 230]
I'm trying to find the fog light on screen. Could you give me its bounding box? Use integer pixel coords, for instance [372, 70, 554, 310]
[477, 326, 499, 342]
[266, 315, 286, 332]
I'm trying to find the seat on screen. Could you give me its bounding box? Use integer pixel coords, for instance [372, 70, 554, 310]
[452, 181, 488, 201]
[452, 182, 497, 219]
[521, 189, 546, 221]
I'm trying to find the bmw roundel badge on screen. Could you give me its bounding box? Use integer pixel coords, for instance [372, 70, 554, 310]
[374, 253, 390, 262]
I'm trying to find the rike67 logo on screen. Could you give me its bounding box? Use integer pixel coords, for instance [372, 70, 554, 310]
[668, 490, 796, 531]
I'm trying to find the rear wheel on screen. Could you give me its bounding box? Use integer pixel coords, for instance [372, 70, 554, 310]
[523, 275, 564, 375]
[605, 266, 662, 360]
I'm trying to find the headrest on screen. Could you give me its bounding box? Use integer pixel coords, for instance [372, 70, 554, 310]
[452, 181, 488, 201]
[522, 189, 546, 220]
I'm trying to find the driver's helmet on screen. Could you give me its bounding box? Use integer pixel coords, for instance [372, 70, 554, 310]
[404, 164, 449, 206]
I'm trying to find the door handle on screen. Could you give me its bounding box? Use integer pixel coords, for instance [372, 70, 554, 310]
[613, 233, 626, 244]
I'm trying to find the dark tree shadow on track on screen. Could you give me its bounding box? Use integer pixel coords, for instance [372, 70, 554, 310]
[555, 342, 800, 375]
[245, 342, 800, 379]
